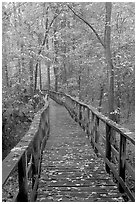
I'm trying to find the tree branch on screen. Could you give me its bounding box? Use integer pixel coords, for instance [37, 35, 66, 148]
[68, 5, 105, 48]
[35, 9, 62, 92]
[41, 10, 62, 49]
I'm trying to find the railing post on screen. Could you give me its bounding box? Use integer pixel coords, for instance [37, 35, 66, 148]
[105, 124, 111, 174]
[94, 116, 99, 154]
[82, 107, 85, 131]
[86, 108, 90, 136]
[90, 112, 95, 148]
[118, 134, 126, 193]
[75, 102, 78, 122]
[32, 134, 39, 188]
[79, 105, 82, 126]
[84, 107, 88, 133]
[16, 152, 28, 201]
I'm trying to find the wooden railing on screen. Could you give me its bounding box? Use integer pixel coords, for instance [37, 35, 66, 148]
[2, 101, 50, 202]
[48, 90, 135, 202]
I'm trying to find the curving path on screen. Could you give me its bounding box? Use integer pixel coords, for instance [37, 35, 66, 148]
[37, 100, 123, 202]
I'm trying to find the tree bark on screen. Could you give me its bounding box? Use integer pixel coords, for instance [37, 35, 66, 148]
[29, 57, 34, 96]
[2, 56, 9, 87]
[54, 72, 58, 92]
[45, 6, 51, 90]
[34, 62, 39, 93]
[34, 8, 61, 92]
[53, 11, 59, 92]
[105, 3, 118, 153]
[47, 62, 51, 90]
[104, 2, 115, 121]
[98, 83, 105, 112]
[68, 4, 115, 121]
[39, 61, 42, 90]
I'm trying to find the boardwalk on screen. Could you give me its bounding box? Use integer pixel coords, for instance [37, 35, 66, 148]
[37, 100, 123, 202]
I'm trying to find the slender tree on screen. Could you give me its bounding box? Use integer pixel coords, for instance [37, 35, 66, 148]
[34, 8, 62, 92]
[68, 3, 115, 121]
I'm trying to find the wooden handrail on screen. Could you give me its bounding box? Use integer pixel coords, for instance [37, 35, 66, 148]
[2, 102, 50, 202]
[47, 90, 135, 202]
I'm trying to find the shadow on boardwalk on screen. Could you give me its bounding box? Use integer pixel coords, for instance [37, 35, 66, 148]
[37, 100, 123, 202]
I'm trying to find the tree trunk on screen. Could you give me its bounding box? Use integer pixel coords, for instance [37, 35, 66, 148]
[3, 59, 9, 87]
[104, 2, 115, 121]
[45, 8, 51, 91]
[78, 73, 81, 100]
[39, 61, 42, 90]
[29, 57, 34, 96]
[54, 66, 58, 92]
[55, 75, 58, 92]
[53, 13, 59, 92]
[116, 83, 121, 123]
[105, 3, 118, 155]
[47, 63, 50, 90]
[98, 83, 104, 112]
[34, 62, 39, 93]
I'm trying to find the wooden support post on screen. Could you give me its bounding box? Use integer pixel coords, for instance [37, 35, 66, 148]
[118, 134, 126, 193]
[72, 100, 75, 119]
[32, 135, 39, 189]
[82, 107, 85, 130]
[84, 107, 88, 132]
[31, 132, 40, 201]
[16, 152, 28, 201]
[94, 116, 99, 154]
[105, 124, 111, 174]
[73, 102, 77, 122]
[90, 113, 95, 148]
[32, 154, 37, 190]
[79, 105, 82, 126]
[86, 109, 90, 136]
[75, 102, 78, 122]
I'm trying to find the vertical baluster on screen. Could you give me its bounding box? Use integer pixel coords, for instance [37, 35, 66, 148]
[105, 124, 111, 174]
[82, 106, 85, 131]
[79, 105, 82, 126]
[90, 112, 95, 147]
[32, 133, 39, 189]
[74, 102, 77, 122]
[73, 100, 75, 119]
[47, 106, 50, 137]
[86, 108, 90, 136]
[94, 116, 99, 154]
[84, 107, 87, 130]
[31, 131, 41, 201]
[88, 110, 92, 136]
[81, 106, 84, 128]
[70, 99, 73, 117]
[16, 152, 28, 201]
[118, 134, 126, 193]
[75, 102, 78, 122]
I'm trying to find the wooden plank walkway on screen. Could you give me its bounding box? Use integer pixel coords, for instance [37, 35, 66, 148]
[37, 100, 123, 202]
